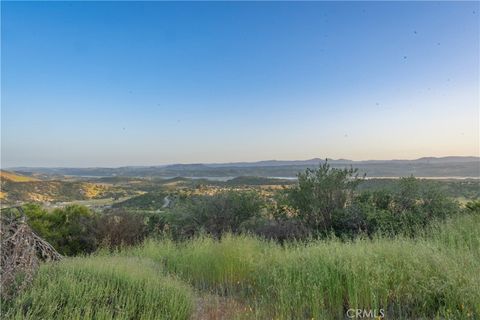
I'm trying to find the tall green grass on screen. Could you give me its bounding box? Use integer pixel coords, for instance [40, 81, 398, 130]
[425, 213, 480, 256]
[127, 213, 480, 319]
[3, 256, 193, 320]
[5, 213, 479, 319]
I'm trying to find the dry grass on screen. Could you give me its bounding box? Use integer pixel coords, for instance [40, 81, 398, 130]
[194, 294, 254, 320]
[0, 170, 39, 182]
[82, 183, 109, 198]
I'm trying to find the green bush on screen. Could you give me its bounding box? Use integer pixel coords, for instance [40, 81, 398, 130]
[283, 167, 461, 238]
[21, 204, 98, 256]
[164, 190, 265, 239]
[96, 209, 147, 249]
[11, 204, 160, 254]
[286, 162, 363, 234]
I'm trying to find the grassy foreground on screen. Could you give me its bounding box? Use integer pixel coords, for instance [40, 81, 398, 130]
[3, 256, 193, 320]
[4, 214, 480, 319]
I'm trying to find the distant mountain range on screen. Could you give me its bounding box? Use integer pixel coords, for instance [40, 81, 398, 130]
[8, 156, 480, 178]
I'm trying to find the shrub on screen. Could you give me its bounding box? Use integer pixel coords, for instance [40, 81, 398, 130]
[286, 162, 363, 234]
[283, 169, 460, 238]
[21, 204, 98, 256]
[96, 209, 147, 249]
[249, 219, 310, 244]
[165, 190, 265, 239]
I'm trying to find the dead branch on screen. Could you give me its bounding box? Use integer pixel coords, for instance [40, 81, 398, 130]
[1, 207, 62, 300]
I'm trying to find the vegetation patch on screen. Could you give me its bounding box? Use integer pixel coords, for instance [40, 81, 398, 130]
[113, 191, 168, 211]
[128, 214, 480, 319]
[2, 255, 194, 320]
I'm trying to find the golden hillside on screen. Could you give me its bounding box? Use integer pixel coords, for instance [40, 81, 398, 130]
[0, 170, 40, 182]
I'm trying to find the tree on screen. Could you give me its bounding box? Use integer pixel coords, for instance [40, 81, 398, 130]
[20, 204, 98, 256]
[48, 205, 98, 255]
[165, 190, 264, 239]
[394, 176, 419, 213]
[286, 161, 363, 233]
[96, 209, 147, 248]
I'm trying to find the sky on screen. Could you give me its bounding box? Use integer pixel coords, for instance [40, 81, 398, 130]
[1, 1, 479, 167]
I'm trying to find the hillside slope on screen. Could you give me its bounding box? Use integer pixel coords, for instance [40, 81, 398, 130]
[0, 177, 114, 205]
[10, 156, 480, 178]
[0, 170, 39, 182]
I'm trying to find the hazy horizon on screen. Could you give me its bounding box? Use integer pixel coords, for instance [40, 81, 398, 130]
[2, 1, 479, 168]
[3, 155, 479, 170]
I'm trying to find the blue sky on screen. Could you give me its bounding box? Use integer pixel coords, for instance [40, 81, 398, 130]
[2, 1, 479, 167]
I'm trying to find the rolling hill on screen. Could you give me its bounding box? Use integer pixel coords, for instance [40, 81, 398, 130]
[0, 170, 129, 206]
[8, 156, 480, 178]
[0, 170, 40, 182]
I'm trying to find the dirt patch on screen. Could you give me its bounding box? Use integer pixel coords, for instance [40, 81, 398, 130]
[193, 294, 254, 320]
